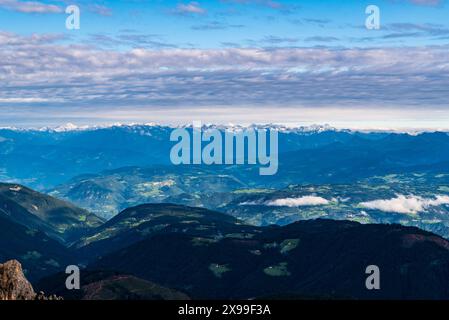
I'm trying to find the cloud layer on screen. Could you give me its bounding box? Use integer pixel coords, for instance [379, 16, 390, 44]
[0, 1, 447, 127]
[1, 31, 449, 126]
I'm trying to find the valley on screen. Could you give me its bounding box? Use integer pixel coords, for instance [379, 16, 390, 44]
[1, 124, 449, 300]
[1, 183, 449, 300]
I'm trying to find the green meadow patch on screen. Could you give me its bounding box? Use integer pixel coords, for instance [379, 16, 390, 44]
[280, 239, 300, 254]
[209, 264, 231, 278]
[264, 262, 291, 277]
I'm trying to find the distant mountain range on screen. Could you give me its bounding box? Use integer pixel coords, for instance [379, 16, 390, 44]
[1, 123, 341, 134]
[1, 124, 448, 190]
[2, 123, 445, 238]
[1, 124, 449, 300]
[3, 122, 440, 135]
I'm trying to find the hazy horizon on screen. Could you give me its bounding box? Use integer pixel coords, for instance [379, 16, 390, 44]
[2, 106, 449, 131]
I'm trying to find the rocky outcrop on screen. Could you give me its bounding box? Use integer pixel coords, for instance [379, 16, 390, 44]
[0, 260, 36, 300]
[35, 291, 63, 300]
[0, 260, 63, 300]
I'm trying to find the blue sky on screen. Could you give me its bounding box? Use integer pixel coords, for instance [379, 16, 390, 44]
[1, 0, 449, 129]
[3, 0, 449, 48]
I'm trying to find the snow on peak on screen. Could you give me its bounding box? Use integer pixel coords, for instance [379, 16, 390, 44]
[53, 123, 85, 132]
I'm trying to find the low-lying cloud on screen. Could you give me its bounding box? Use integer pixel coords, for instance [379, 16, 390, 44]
[359, 194, 449, 215]
[265, 196, 330, 207]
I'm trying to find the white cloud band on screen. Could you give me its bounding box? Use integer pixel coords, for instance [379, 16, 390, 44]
[360, 194, 449, 215]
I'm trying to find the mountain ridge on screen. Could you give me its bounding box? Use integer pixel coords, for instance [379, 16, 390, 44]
[3, 122, 449, 135]
[0, 183, 104, 244]
[90, 214, 449, 300]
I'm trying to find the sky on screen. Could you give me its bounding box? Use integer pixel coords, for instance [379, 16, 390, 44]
[1, 0, 449, 129]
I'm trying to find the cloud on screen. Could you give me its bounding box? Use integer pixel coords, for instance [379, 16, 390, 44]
[359, 195, 449, 215]
[86, 32, 179, 49]
[291, 18, 331, 27]
[223, 0, 299, 15]
[88, 4, 112, 16]
[305, 36, 339, 42]
[0, 97, 61, 103]
[260, 35, 299, 44]
[351, 23, 449, 44]
[385, 23, 449, 38]
[245, 35, 300, 46]
[304, 18, 331, 24]
[388, 0, 443, 6]
[265, 196, 330, 207]
[223, 0, 283, 9]
[0, 31, 66, 45]
[0, 0, 62, 13]
[406, 0, 442, 6]
[191, 21, 244, 30]
[2, 31, 449, 115]
[174, 2, 206, 15]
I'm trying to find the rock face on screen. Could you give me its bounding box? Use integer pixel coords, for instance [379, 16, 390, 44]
[0, 260, 36, 300]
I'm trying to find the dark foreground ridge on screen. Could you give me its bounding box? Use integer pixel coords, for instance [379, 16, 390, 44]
[3, 183, 449, 300]
[38, 204, 449, 300]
